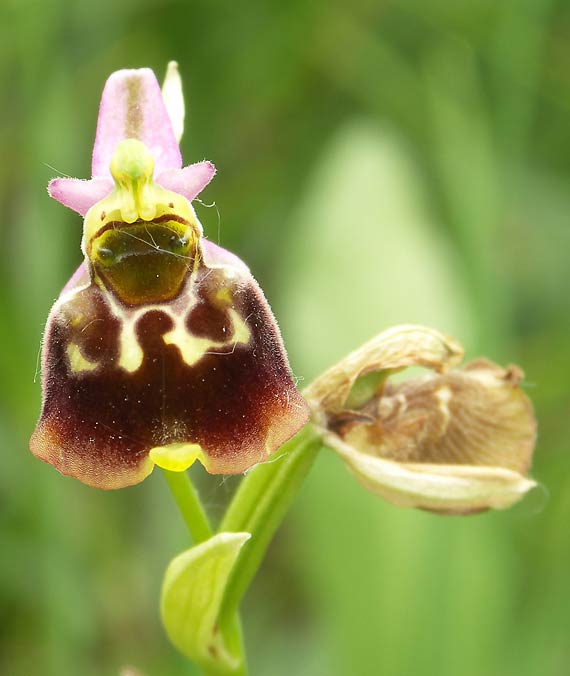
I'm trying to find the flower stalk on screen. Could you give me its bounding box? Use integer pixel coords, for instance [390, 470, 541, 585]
[162, 469, 248, 676]
[161, 425, 321, 676]
[162, 469, 212, 545]
[218, 425, 322, 629]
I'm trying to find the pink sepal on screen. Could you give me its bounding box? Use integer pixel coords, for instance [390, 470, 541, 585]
[157, 161, 216, 202]
[61, 261, 90, 294]
[92, 68, 182, 178]
[48, 177, 113, 216]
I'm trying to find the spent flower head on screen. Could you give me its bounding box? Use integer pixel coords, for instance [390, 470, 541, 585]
[305, 325, 537, 514]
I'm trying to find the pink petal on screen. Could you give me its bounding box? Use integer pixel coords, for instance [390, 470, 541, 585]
[48, 177, 114, 216]
[201, 238, 250, 275]
[61, 261, 90, 294]
[157, 161, 216, 202]
[92, 68, 182, 179]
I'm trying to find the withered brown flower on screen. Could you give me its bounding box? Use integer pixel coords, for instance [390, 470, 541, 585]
[305, 325, 537, 514]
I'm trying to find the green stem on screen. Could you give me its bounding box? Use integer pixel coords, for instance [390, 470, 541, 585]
[161, 426, 321, 676]
[218, 425, 322, 629]
[162, 469, 248, 676]
[162, 468, 212, 544]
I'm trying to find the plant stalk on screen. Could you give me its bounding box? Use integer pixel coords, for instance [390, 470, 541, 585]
[218, 425, 322, 630]
[162, 469, 248, 676]
[162, 468, 212, 544]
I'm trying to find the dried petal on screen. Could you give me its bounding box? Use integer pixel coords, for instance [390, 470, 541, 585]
[306, 325, 537, 514]
[331, 447, 536, 514]
[305, 324, 464, 414]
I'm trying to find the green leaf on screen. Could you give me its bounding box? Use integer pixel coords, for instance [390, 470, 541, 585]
[161, 532, 251, 673]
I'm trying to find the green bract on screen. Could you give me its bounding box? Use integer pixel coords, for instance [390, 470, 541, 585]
[161, 532, 251, 674]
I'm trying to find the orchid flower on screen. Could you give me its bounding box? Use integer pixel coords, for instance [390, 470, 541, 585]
[30, 64, 309, 489]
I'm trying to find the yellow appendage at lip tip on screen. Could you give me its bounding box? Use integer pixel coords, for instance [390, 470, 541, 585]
[150, 442, 205, 472]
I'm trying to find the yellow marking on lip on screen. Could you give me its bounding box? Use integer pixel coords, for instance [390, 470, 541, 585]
[70, 313, 84, 328]
[231, 310, 251, 343]
[118, 321, 144, 373]
[150, 442, 204, 471]
[66, 343, 99, 373]
[163, 309, 251, 367]
[216, 287, 232, 305]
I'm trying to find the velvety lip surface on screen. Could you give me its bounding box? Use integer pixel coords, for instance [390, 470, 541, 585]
[32, 67, 309, 489]
[31, 243, 309, 488]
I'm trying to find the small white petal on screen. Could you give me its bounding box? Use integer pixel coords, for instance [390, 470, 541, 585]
[162, 61, 185, 143]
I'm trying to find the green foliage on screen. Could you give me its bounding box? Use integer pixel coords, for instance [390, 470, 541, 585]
[161, 533, 250, 674]
[1, 0, 568, 674]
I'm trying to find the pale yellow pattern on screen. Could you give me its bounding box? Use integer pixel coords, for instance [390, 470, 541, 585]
[66, 343, 99, 373]
[215, 287, 233, 304]
[97, 248, 249, 373]
[163, 309, 251, 367]
[113, 304, 250, 373]
[118, 320, 145, 372]
[69, 313, 84, 328]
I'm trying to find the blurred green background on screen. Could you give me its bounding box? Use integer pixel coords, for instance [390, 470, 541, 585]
[1, 0, 569, 674]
